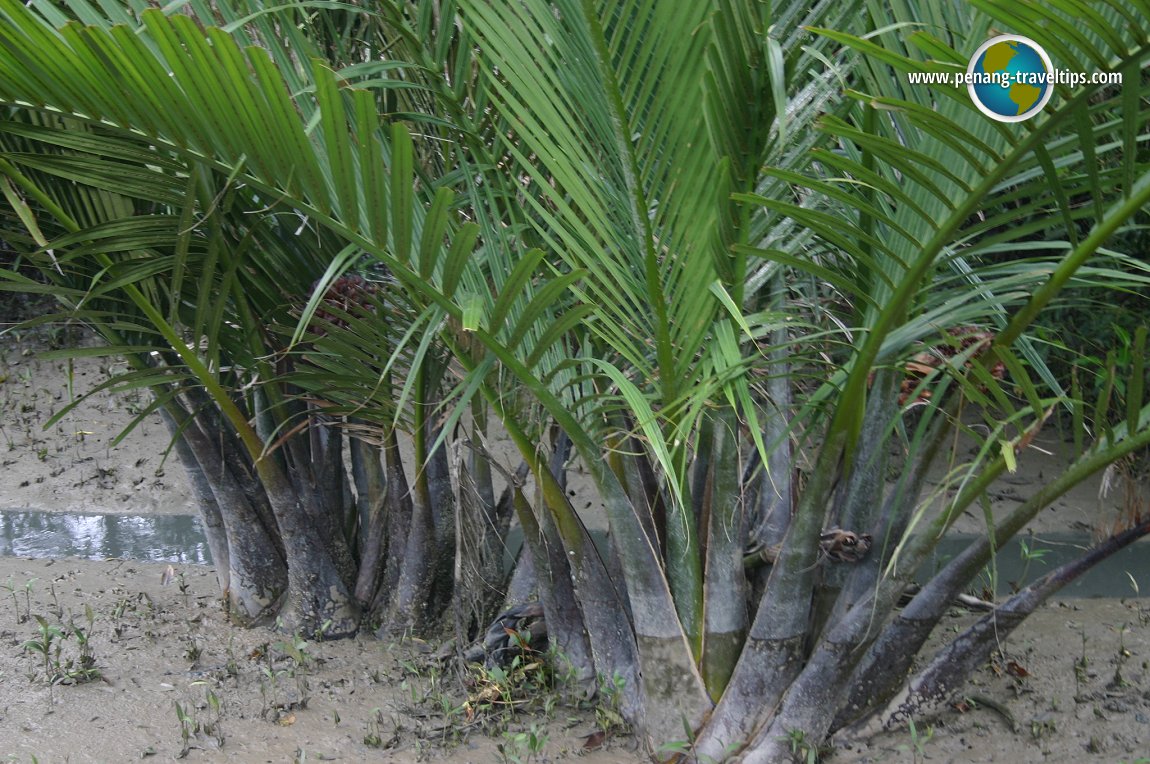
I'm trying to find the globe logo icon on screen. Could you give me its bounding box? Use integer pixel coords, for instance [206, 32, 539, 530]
[967, 35, 1054, 122]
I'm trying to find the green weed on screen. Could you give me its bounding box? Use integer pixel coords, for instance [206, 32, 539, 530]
[22, 605, 100, 686]
[174, 684, 225, 758]
[497, 722, 547, 763]
[1016, 537, 1050, 589]
[784, 728, 819, 764]
[3, 577, 37, 624]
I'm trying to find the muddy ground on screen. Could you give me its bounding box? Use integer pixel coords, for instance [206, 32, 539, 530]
[1, 326, 1149, 763]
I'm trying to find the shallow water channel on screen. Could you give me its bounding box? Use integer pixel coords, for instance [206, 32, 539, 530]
[0, 509, 211, 565]
[0, 508, 1146, 598]
[924, 532, 1148, 598]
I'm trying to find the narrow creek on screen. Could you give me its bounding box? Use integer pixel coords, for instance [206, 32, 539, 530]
[0, 509, 211, 565]
[1, 508, 1146, 598]
[926, 532, 1148, 598]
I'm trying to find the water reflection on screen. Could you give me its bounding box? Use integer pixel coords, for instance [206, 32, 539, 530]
[506, 528, 1146, 598]
[924, 533, 1147, 598]
[0, 510, 1144, 596]
[0, 509, 211, 564]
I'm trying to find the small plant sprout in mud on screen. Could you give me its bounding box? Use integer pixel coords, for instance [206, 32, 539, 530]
[18, 577, 37, 623]
[313, 618, 334, 641]
[2, 576, 19, 623]
[66, 604, 99, 683]
[1075, 629, 1091, 694]
[174, 684, 225, 758]
[23, 616, 64, 679]
[257, 632, 314, 720]
[1126, 572, 1149, 626]
[22, 605, 100, 687]
[1111, 623, 1134, 688]
[497, 722, 548, 764]
[463, 648, 553, 725]
[200, 684, 225, 749]
[274, 632, 314, 672]
[161, 564, 192, 608]
[655, 739, 693, 761]
[594, 672, 629, 740]
[1030, 713, 1057, 741]
[275, 632, 314, 708]
[183, 636, 202, 666]
[785, 728, 820, 764]
[901, 717, 934, 764]
[1016, 537, 1051, 590]
[174, 700, 195, 758]
[48, 582, 61, 620]
[224, 636, 240, 678]
[258, 662, 288, 720]
[363, 707, 398, 750]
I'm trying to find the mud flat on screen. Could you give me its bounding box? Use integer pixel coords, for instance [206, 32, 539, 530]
[2, 331, 1147, 763]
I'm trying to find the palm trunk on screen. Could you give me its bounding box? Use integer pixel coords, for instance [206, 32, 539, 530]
[379, 413, 445, 636]
[836, 415, 1150, 730]
[304, 416, 358, 587]
[492, 406, 684, 738]
[369, 427, 413, 624]
[260, 460, 361, 636]
[514, 484, 597, 688]
[869, 519, 1150, 733]
[174, 407, 288, 624]
[512, 430, 597, 686]
[825, 394, 952, 633]
[745, 346, 794, 606]
[587, 456, 715, 749]
[380, 475, 436, 636]
[701, 407, 747, 699]
[739, 394, 967, 762]
[449, 441, 512, 644]
[350, 434, 387, 605]
[693, 429, 844, 761]
[739, 573, 906, 762]
[504, 544, 538, 606]
[163, 407, 231, 594]
[426, 425, 457, 619]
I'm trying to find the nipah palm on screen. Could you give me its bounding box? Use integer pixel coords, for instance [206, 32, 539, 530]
[1, 0, 1149, 760]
